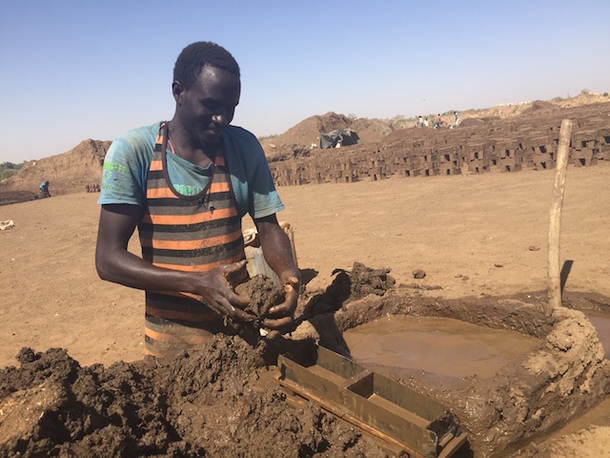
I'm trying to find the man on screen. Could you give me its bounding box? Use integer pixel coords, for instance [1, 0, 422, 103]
[40, 180, 51, 198]
[96, 41, 299, 358]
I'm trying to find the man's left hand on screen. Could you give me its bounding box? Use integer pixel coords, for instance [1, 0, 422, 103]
[261, 272, 300, 334]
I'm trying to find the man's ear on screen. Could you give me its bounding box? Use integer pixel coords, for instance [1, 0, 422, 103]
[172, 81, 183, 102]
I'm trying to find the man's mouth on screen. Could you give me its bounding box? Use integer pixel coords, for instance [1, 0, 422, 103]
[205, 126, 222, 136]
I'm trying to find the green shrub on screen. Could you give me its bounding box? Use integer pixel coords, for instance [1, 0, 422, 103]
[0, 161, 25, 180]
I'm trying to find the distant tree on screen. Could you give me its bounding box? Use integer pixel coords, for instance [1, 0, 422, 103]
[0, 169, 15, 180]
[387, 115, 408, 129]
[0, 161, 25, 181]
[581, 88, 590, 95]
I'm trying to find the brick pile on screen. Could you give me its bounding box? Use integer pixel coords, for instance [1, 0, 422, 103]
[269, 103, 610, 186]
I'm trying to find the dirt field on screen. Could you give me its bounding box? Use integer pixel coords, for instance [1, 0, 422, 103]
[1, 159, 610, 456]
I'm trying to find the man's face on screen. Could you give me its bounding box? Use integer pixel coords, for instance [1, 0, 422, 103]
[175, 65, 241, 146]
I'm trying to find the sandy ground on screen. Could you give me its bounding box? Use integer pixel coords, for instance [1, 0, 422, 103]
[1, 162, 609, 456]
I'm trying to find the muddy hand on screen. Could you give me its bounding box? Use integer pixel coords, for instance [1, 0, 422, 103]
[262, 274, 299, 336]
[198, 261, 254, 323]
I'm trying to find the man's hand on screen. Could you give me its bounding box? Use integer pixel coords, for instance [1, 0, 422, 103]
[262, 272, 300, 334]
[196, 261, 254, 323]
[253, 214, 301, 337]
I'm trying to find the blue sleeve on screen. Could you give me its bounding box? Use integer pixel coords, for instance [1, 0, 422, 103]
[223, 126, 285, 220]
[98, 124, 158, 206]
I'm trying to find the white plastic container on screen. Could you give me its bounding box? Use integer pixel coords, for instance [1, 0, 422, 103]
[244, 245, 281, 286]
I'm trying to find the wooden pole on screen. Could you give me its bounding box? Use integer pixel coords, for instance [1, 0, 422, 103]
[547, 119, 573, 311]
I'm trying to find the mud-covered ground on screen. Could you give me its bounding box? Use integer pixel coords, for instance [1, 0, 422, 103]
[0, 339, 391, 457]
[0, 269, 399, 458]
[1, 266, 609, 457]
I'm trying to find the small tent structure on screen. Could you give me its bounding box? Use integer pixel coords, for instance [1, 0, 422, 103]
[319, 128, 360, 149]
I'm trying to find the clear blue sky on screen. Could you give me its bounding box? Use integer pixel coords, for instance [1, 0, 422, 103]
[1, 0, 608, 163]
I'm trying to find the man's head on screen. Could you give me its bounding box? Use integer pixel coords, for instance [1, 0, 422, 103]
[173, 41, 240, 91]
[172, 42, 241, 146]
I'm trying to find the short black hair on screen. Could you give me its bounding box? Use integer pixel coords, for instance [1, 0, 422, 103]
[173, 41, 240, 89]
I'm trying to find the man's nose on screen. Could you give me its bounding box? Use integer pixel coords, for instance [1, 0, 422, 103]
[212, 111, 229, 127]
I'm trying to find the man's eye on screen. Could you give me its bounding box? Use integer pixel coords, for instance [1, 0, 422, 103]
[203, 101, 219, 111]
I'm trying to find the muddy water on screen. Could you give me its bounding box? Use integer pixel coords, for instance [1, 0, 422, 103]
[583, 310, 610, 359]
[343, 316, 541, 379]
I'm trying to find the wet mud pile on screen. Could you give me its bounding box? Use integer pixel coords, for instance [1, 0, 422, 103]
[0, 270, 399, 457]
[1, 264, 609, 457]
[0, 338, 389, 457]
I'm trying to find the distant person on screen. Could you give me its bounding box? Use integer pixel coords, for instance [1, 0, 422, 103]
[95, 41, 299, 358]
[424, 118, 429, 128]
[435, 113, 442, 129]
[40, 181, 51, 198]
[418, 115, 423, 128]
[454, 111, 459, 127]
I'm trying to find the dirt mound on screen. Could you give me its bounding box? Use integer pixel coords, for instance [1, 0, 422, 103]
[0, 139, 110, 204]
[260, 112, 391, 158]
[0, 265, 400, 457]
[0, 338, 389, 458]
[521, 99, 557, 115]
[457, 117, 489, 128]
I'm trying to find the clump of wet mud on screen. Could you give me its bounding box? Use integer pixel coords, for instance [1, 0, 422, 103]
[331, 262, 396, 300]
[301, 261, 396, 317]
[0, 336, 389, 457]
[236, 274, 285, 327]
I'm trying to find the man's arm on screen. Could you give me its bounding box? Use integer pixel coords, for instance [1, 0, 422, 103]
[255, 214, 300, 332]
[95, 204, 251, 321]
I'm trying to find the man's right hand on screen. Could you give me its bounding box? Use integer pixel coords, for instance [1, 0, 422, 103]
[195, 261, 253, 323]
[97, 206, 254, 324]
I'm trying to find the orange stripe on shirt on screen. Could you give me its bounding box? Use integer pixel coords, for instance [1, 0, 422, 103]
[149, 158, 163, 172]
[146, 180, 231, 199]
[146, 187, 178, 199]
[140, 228, 243, 250]
[145, 327, 215, 344]
[142, 207, 237, 225]
[152, 253, 245, 272]
[208, 181, 230, 193]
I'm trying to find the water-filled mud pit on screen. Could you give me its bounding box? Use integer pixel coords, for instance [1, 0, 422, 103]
[1, 263, 609, 457]
[343, 316, 541, 379]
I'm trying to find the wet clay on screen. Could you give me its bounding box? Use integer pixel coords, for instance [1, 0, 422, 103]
[583, 310, 610, 360]
[235, 274, 285, 329]
[1, 264, 609, 457]
[343, 316, 541, 379]
[0, 339, 389, 457]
